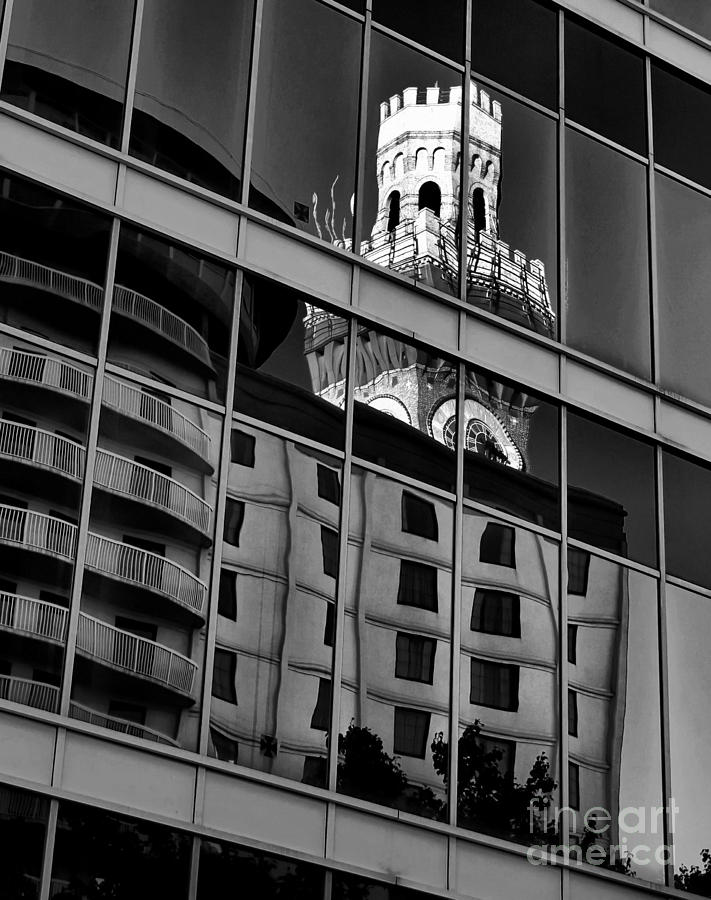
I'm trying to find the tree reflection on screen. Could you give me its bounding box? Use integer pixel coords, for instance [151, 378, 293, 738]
[676, 850, 711, 896]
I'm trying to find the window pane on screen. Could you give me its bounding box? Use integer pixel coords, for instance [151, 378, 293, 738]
[339, 467, 451, 819]
[567, 413, 657, 566]
[0, 171, 111, 357]
[460, 510, 559, 844]
[663, 451, 711, 590]
[209, 426, 341, 789]
[51, 801, 191, 900]
[108, 223, 235, 403]
[236, 276, 346, 449]
[650, 0, 711, 40]
[656, 173, 711, 407]
[130, 0, 254, 198]
[653, 63, 711, 191]
[565, 129, 650, 378]
[472, 0, 558, 109]
[361, 32, 462, 298]
[352, 325, 457, 491]
[373, 0, 465, 61]
[565, 16, 646, 154]
[0, 785, 49, 899]
[461, 362, 559, 529]
[1, 0, 134, 147]
[466, 88, 558, 338]
[249, 0, 360, 246]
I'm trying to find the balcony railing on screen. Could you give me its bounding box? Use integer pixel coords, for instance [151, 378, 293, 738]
[69, 701, 179, 746]
[0, 251, 211, 364]
[0, 420, 85, 480]
[0, 346, 93, 401]
[112, 285, 212, 366]
[85, 532, 207, 616]
[94, 449, 212, 534]
[102, 375, 211, 460]
[0, 504, 76, 560]
[0, 592, 68, 643]
[0, 675, 60, 712]
[76, 613, 196, 696]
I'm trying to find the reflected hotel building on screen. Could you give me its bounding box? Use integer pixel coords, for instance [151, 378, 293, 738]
[0, 2, 709, 900]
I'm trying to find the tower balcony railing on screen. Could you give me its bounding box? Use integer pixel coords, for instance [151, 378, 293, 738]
[0, 592, 68, 643]
[102, 375, 211, 460]
[0, 675, 60, 713]
[0, 346, 93, 401]
[69, 700, 179, 746]
[0, 504, 77, 560]
[76, 612, 196, 696]
[0, 420, 85, 480]
[0, 250, 211, 365]
[94, 449, 212, 535]
[84, 532, 207, 616]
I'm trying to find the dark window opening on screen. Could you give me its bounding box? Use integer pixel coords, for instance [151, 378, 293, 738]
[568, 624, 578, 664]
[321, 526, 339, 577]
[401, 492, 439, 541]
[569, 761, 580, 809]
[567, 547, 590, 595]
[317, 464, 341, 504]
[480, 522, 516, 567]
[211, 728, 238, 764]
[218, 570, 237, 620]
[418, 181, 441, 217]
[393, 707, 430, 758]
[471, 589, 520, 637]
[324, 602, 335, 647]
[310, 678, 331, 730]
[212, 649, 237, 704]
[395, 633, 436, 683]
[470, 658, 519, 711]
[387, 190, 401, 232]
[397, 560, 438, 611]
[230, 430, 255, 467]
[472, 187, 487, 233]
[224, 499, 245, 547]
[568, 689, 579, 737]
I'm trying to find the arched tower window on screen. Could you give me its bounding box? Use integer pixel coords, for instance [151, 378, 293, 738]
[387, 191, 401, 232]
[472, 187, 486, 234]
[418, 181, 441, 217]
[394, 153, 405, 179]
[415, 147, 429, 172]
[433, 147, 446, 171]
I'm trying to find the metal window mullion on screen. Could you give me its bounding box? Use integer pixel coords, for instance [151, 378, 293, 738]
[58, 218, 121, 719]
[239, 0, 265, 209]
[557, 7, 566, 353]
[350, 6, 372, 256]
[645, 55, 660, 388]
[654, 441, 674, 888]
[0, 0, 16, 88]
[187, 833, 202, 900]
[38, 798, 59, 900]
[559, 403, 570, 849]
[327, 317, 357, 793]
[119, 0, 145, 155]
[197, 270, 244, 757]
[458, 60, 471, 307]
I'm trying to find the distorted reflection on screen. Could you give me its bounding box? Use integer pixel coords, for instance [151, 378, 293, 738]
[69, 373, 220, 751]
[333, 873, 433, 899]
[338, 467, 451, 819]
[0, 338, 91, 717]
[0, 784, 49, 900]
[564, 558, 663, 882]
[208, 423, 340, 789]
[457, 511, 559, 844]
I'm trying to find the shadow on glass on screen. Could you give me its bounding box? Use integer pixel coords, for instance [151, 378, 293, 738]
[663, 450, 711, 590]
[0, 783, 49, 899]
[372, 0, 465, 62]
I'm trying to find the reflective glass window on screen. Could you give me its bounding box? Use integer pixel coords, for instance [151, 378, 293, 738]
[0, 171, 111, 356]
[1, 0, 135, 147]
[459, 512, 559, 844]
[208, 424, 340, 789]
[373, 0, 465, 61]
[108, 224, 235, 403]
[565, 16, 647, 154]
[352, 324, 457, 491]
[130, 0, 254, 198]
[51, 801, 191, 899]
[249, 0, 360, 245]
[462, 363, 559, 529]
[0, 784, 49, 900]
[472, 0, 558, 109]
[362, 32, 462, 298]
[339, 466, 451, 820]
[235, 275, 346, 449]
[650, 0, 711, 40]
[663, 451, 711, 590]
[565, 129, 650, 378]
[333, 874, 432, 899]
[667, 582, 711, 893]
[567, 560, 663, 882]
[653, 63, 711, 191]
[567, 413, 656, 566]
[656, 174, 711, 407]
[466, 88, 558, 337]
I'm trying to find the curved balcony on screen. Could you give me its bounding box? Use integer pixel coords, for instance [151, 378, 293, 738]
[69, 701, 179, 746]
[0, 346, 93, 401]
[94, 449, 212, 535]
[0, 592, 68, 644]
[0, 674, 60, 712]
[84, 532, 207, 617]
[76, 613, 196, 697]
[0, 420, 85, 480]
[102, 375, 211, 461]
[0, 504, 76, 561]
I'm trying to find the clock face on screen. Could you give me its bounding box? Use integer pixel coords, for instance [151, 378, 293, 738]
[430, 398, 523, 470]
[367, 394, 411, 424]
